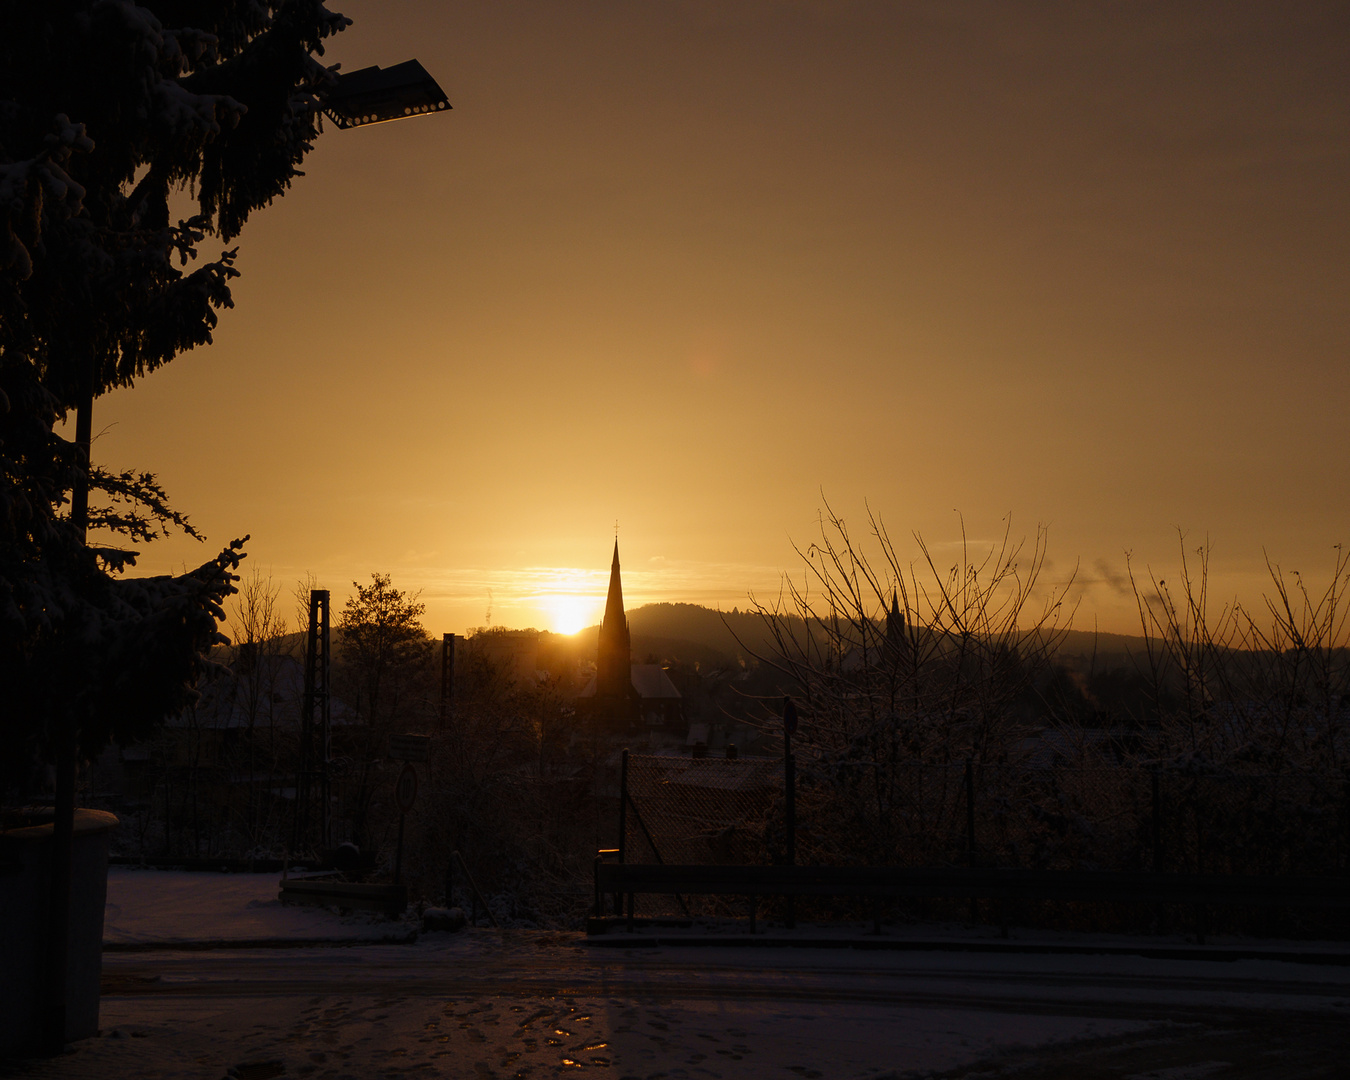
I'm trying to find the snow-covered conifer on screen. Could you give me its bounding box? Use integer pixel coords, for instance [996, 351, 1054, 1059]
[1, 1, 349, 770]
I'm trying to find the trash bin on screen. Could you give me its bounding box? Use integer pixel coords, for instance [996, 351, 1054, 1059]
[0, 809, 118, 1056]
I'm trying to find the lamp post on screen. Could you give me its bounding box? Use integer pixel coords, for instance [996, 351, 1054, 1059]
[45, 57, 450, 1054]
[66, 56, 453, 515]
[66, 55, 453, 527]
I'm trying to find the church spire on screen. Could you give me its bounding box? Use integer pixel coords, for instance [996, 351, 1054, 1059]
[597, 538, 631, 699]
[603, 539, 625, 632]
[885, 589, 907, 655]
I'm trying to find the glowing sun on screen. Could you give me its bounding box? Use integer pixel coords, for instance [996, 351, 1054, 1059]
[546, 595, 594, 635]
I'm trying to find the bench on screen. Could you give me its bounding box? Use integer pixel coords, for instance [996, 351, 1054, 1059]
[592, 861, 1349, 936]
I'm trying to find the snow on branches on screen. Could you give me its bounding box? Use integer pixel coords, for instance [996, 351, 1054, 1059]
[0, 1, 350, 763]
[0, 116, 93, 278]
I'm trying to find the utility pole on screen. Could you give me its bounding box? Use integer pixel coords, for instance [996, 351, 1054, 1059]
[440, 633, 456, 728]
[298, 590, 331, 853]
[43, 363, 94, 1052]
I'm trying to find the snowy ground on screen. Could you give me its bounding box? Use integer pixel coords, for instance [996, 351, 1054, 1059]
[102, 868, 412, 948]
[3, 870, 1348, 1079]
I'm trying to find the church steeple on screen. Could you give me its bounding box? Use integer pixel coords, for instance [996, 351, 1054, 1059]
[596, 539, 632, 699]
[603, 540, 625, 632]
[885, 589, 907, 655]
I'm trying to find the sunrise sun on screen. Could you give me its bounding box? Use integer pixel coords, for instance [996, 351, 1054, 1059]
[546, 594, 594, 635]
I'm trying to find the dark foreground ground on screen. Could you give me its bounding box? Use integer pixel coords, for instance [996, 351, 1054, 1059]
[5, 926, 1349, 1079]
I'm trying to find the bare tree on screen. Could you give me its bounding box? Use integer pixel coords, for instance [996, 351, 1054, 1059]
[743, 503, 1077, 865]
[1129, 535, 1350, 773]
[751, 505, 1075, 754]
[1238, 546, 1350, 772]
[335, 573, 434, 850]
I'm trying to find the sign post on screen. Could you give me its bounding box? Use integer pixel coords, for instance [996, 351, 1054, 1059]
[389, 733, 430, 763]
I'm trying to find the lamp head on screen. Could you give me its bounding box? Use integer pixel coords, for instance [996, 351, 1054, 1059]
[324, 60, 450, 128]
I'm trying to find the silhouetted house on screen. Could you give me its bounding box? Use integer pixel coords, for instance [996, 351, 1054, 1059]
[577, 540, 683, 733]
[629, 663, 682, 728]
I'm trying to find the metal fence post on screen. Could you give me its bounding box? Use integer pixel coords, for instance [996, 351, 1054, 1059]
[965, 758, 976, 865]
[1343, 777, 1350, 874]
[965, 758, 977, 923]
[618, 748, 629, 918]
[1151, 769, 1162, 872]
[1194, 777, 1207, 944]
[618, 748, 629, 863]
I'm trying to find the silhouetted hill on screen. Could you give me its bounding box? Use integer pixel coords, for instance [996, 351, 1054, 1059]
[239, 607, 1155, 677]
[628, 603, 789, 664]
[590, 603, 1155, 673]
[1052, 628, 1152, 673]
[567, 603, 791, 671]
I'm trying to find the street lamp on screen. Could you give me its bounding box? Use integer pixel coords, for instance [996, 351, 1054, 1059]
[71, 56, 450, 535]
[48, 55, 450, 1055]
[323, 60, 451, 128]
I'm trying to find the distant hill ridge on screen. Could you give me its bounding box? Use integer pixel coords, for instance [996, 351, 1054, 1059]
[224, 605, 1155, 673]
[628, 603, 776, 660]
[610, 603, 1153, 672]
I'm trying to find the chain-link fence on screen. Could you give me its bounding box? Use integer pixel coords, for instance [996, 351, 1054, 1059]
[610, 751, 1350, 928]
[605, 752, 773, 919]
[968, 764, 1347, 878]
[618, 756, 1350, 874]
[618, 753, 781, 866]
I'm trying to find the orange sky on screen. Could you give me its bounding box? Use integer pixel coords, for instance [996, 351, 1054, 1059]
[86, 1, 1349, 638]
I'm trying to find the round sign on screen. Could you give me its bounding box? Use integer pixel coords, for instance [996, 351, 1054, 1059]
[395, 763, 418, 813]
